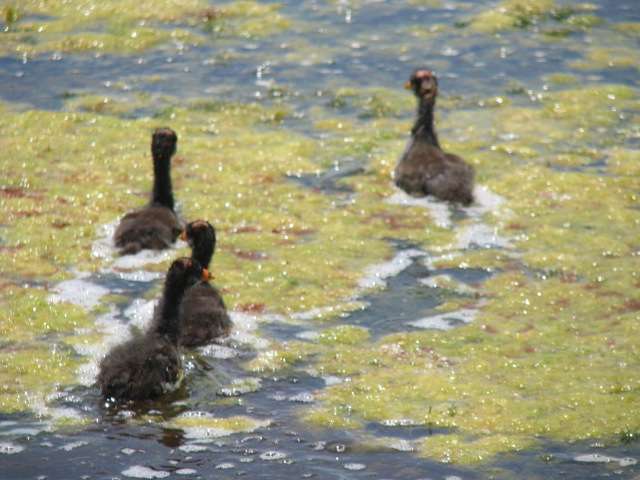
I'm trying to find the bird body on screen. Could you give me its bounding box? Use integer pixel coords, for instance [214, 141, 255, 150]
[394, 69, 474, 205]
[178, 220, 232, 347]
[98, 258, 205, 402]
[114, 128, 182, 255]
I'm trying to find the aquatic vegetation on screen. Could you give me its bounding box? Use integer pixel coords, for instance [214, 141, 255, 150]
[303, 82, 640, 463]
[467, 0, 600, 34]
[165, 412, 271, 439]
[0, 0, 291, 56]
[1, 286, 90, 342]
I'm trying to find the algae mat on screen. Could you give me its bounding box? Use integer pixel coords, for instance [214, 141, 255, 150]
[1, 0, 640, 476]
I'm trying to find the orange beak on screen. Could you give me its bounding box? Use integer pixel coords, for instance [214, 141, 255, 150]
[180, 230, 187, 241]
[404, 80, 412, 90]
[201, 268, 211, 281]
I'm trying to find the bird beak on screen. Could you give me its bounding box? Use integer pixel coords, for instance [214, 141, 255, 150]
[404, 81, 412, 90]
[180, 230, 187, 241]
[201, 268, 211, 281]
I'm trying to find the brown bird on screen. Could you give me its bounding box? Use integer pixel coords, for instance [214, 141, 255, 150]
[394, 69, 474, 205]
[114, 128, 183, 254]
[176, 220, 232, 347]
[97, 257, 207, 402]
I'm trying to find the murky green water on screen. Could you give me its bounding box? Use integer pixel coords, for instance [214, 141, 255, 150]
[1, 0, 639, 478]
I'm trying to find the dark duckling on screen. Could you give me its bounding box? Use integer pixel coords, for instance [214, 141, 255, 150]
[97, 257, 206, 402]
[394, 69, 474, 205]
[114, 128, 183, 255]
[177, 220, 233, 347]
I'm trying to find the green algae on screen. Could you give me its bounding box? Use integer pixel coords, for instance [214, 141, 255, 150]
[0, 343, 82, 414]
[0, 286, 90, 342]
[165, 413, 270, 438]
[0, 0, 291, 57]
[302, 82, 640, 464]
[467, 0, 601, 34]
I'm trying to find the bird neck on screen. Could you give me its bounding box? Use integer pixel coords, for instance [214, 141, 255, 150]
[151, 155, 174, 210]
[411, 98, 440, 148]
[192, 241, 213, 270]
[155, 283, 184, 343]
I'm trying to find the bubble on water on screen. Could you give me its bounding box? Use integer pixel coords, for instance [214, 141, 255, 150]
[445, 476, 463, 480]
[48, 276, 110, 311]
[0, 442, 24, 454]
[386, 189, 452, 229]
[175, 469, 197, 475]
[344, 463, 366, 471]
[358, 249, 425, 290]
[288, 392, 314, 403]
[121, 466, 170, 479]
[198, 344, 239, 359]
[409, 308, 479, 330]
[260, 450, 287, 461]
[215, 463, 235, 469]
[121, 448, 137, 455]
[178, 444, 209, 453]
[59, 440, 88, 451]
[240, 456, 255, 463]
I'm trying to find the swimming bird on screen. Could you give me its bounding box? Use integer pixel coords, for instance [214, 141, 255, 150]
[114, 128, 183, 254]
[177, 220, 232, 347]
[97, 257, 206, 402]
[394, 69, 474, 205]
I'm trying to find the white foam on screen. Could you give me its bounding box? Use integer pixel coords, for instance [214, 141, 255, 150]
[419, 274, 477, 294]
[198, 344, 239, 359]
[466, 185, 506, 219]
[288, 392, 314, 403]
[106, 269, 163, 282]
[386, 190, 452, 229]
[178, 444, 209, 453]
[358, 249, 425, 290]
[48, 276, 109, 311]
[218, 378, 262, 397]
[295, 330, 320, 340]
[59, 440, 88, 451]
[225, 312, 274, 350]
[176, 468, 197, 475]
[323, 376, 344, 386]
[344, 463, 366, 471]
[92, 219, 187, 271]
[260, 451, 287, 461]
[122, 466, 170, 479]
[0, 442, 24, 455]
[124, 298, 156, 331]
[455, 223, 512, 250]
[174, 412, 270, 441]
[73, 307, 134, 386]
[113, 249, 176, 270]
[574, 454, 637, 467]
[409, 308, 479, 331]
